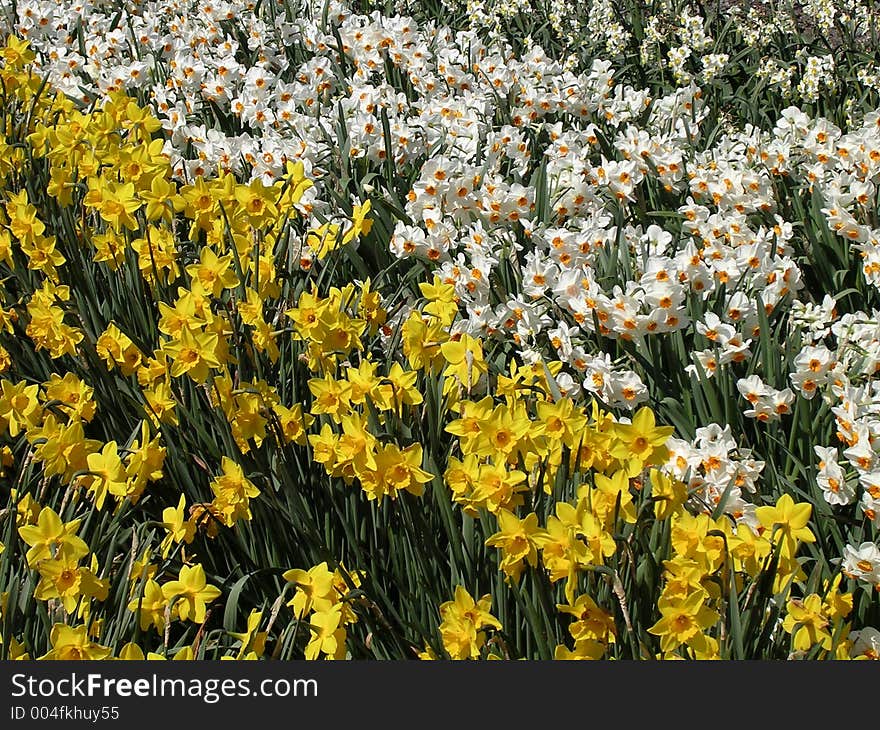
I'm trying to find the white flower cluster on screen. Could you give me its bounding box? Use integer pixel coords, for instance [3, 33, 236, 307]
[756, 58, 795, 98]
[857, 65, 880, 94]
[665, 424, 765, 526]
[795, 54, 836, 103]
[700, 53, 728, 83]
[802, 0, 838, 32]
[783, 308, 880, 521]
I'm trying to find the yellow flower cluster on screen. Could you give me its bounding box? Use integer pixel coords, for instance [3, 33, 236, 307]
[431, 586, 503, 660]
[19, 507, 107, 617]
[1, 372, 166, 510]
[282, 562, 363, 660]
[640, 493, 854, 659]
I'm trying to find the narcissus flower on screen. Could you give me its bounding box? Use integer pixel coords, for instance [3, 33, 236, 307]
[159, 494, 196, 558]
[43, 373, 96, 422]
[35, 553, 109, 613]
[234, 179, 278, 228]
[128, 579, 168, 632]
[341, 199, 373, 245]
[161, 564, 221, 623]
[611, 407, 674, 476]
[83, 179, 141, 230]
[209, 456, 261, 526]
[441, 334, 488, 390]
[305, 605, 347, 660]
[782, 594, 832, 652]
[39, 624, 112, 660]
[485, 509, 543, 582]
[359, 442, 434, 501]
[648, 591, 719, 654]
[1, 36, 35, 68]
[283, 562, 338, 617]
[649, 468, 688, 520]
[229, 609, 268, 659]
[0, 379, 41, 438]
[18, 506, 88, 568]
[755, 493, 816, 556]
[161, 327, 223, 383]
[186, 247, 240, 298]
[438, 586, 502, 660]
[85, 441, 128, 509]
[557, 594, 616, 645]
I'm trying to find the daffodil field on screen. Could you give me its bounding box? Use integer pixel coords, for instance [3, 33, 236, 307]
[0, 0, 879, 662]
